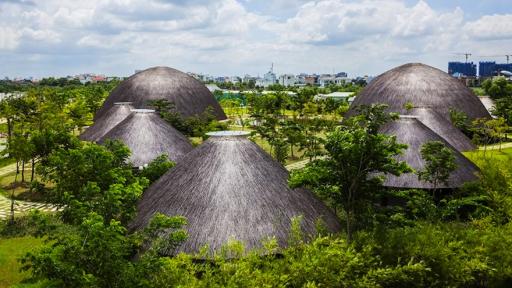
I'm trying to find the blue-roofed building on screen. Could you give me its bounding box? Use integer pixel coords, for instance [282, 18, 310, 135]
[448, 62, 477, 77]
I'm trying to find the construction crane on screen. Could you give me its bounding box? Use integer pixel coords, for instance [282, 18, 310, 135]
[453, 53, 472, 62]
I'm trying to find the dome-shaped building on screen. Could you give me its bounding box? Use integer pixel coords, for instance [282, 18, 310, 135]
[97, 109, 193, 167]
[380, 116, 479, 189]
[80, 102, 134, 142]
[95, 67, 226, 121]
[130, 131, 341, 255]
[348, 63, 490, 151]
[349, 63, 490, 120]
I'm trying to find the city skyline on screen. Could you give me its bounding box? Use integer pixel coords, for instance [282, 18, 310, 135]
[0, 0, 511, 78]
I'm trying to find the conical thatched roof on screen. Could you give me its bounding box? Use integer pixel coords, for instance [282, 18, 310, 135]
[95, 66, 226, 121]
[380, 116, 479, 189]
[130, 131, 341, 255]
[97, 109, 193, 167]
[348, 63, 490, 120]
[80, 102, 134, 142]
[408, 108, 475, 151]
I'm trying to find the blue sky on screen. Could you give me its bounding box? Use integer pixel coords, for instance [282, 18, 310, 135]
[0, 0, 511, 78]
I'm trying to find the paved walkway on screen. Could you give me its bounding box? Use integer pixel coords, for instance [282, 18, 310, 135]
[0, 163, 59, 220]
[285, 156, 327, 171]
[0, 197, 59, 219]
[286, 159, 311, 171]
[478, 142, 512, 151]
[0, 163, 17, 177]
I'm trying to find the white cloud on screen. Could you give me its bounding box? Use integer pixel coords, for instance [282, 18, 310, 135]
[464, 14, 512, 40]
[0, 27, 21, 50]
[1, 0, 512, 77]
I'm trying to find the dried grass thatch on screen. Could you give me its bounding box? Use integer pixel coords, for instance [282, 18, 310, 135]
[95, 66, 226, 121]
[349, 63, 490, 120]
[97, 109, 193, 167]
[408, 108, 475, 151]
[380, 116, 479, 189]
[80, 102, 134, 142]
[130, 132, 341, 255]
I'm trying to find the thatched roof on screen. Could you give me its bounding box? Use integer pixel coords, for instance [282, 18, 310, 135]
[348, 63, 490, 120]
[380, 116, 479, 189]
[408, 108, 475, 151]
[130, 131, 341, 255]
[97, 109, 193, 167]
[80, 102, 134, 142]
[94, 66, 226, 121]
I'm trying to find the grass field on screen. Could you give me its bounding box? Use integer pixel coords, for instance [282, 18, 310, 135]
[0, 236, 44, 288]
[463, 147, 512, 165]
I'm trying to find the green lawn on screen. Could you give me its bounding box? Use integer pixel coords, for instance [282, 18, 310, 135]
[463, 147, 512, 166]
[0, 236, 44, 288]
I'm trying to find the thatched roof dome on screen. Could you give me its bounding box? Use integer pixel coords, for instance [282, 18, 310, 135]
[349, 63, 490, 120]
[130, 131, 341, 254]
[80, 102, 134, 142]
[94, 66, 226, 121]
[380, 116, 479, 189]
[97, 109, 193, 167]
[408, 108, 475, 151]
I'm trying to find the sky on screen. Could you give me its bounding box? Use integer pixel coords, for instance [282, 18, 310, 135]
[0, 0, 511, 78]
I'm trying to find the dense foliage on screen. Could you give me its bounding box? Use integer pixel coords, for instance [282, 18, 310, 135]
[148, 99, 228, 138]
[290, 105, 411, 241]
[482, 77, 512, 125]
[1, 82, 512, 287]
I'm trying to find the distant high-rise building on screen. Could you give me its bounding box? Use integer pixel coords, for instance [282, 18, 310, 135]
[255, 64, 277, 87]
[496, 63, 512, 75]
[479, 62, 512, 78]
[479, 62, 496, 78]
[448, 62, 476, 77]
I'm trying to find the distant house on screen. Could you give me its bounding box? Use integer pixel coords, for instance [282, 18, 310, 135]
[304, 75, 318, 85]
[278, 74, 297, 86]
[315, 91, 355, 101]
[318, 74, 335, 87]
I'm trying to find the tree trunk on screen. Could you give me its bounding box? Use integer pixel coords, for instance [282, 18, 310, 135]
[16, 161, 19, 174]
[346, 209, 352, 244]
[21, 160, 25, 183]
[9, 169, 19, 225]
[31, 158, 35, 182]
[6, 118, 12, 157]
[346, 188, 353, 243]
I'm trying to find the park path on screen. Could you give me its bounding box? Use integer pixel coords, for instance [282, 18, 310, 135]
[478, 142, 512, 151]
[285, 159, 311, 171]
[0, 163, 59, 220]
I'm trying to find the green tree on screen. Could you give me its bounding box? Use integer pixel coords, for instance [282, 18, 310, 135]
[482, 77, 512, 100]
[282, 120, 305, 159]
[138, 154, 175, 183]
[482, 77, 512, 124]
[290, 104, 410, 242]
[493, 97, 512, 125]
[449, 108, 471, 136]
[22, 212, 187, 288]
[486, 117, 509, 151]
[417, 141, 457, 196]
[38, 140, 146, 224]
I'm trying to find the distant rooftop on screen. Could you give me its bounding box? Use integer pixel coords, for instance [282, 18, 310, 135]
[206, 131, 251, 137]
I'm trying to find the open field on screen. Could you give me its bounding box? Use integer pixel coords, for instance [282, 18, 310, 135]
[464, 147, 512, 165]
[0, 236, 44, 288]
